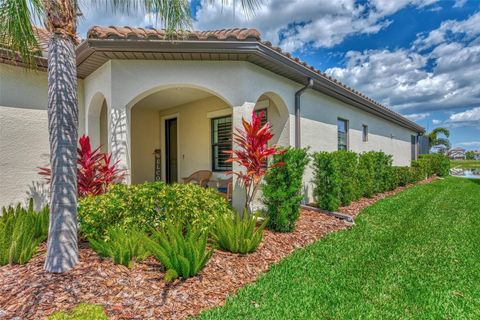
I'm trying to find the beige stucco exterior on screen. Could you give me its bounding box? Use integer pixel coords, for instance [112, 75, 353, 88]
[0, 64, 85, 209]
[0, 58, 418, 209]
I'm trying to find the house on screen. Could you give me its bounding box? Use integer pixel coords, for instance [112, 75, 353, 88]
[0, 26, 424, 211]
[448, 147, 466, 160]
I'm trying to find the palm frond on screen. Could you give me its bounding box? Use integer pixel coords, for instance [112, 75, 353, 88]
[0, 0, 45, 68]
[91, 0, 192, 31]
[206, 0, 262, 18]
[430, 127, 450, 138]
[431, 138, 451, 150]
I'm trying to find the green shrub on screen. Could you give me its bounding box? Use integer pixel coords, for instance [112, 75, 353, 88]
[357, 151, 393, 196]
[89, 227, 149, 268]
[47, 304, 108, 320]
[374, 152, 394, 193]
[79, 182, 230, 240]
[144, 224, 213, 282]
[263, 147, 310, 232]
[0, 199, 49, 266]
[335, 151, 360, 205]
[312, 152, 341, 211]
[419, 154, 450, 176]
[394, 167, 409, 186]
[357, 151, 377, 197]
[412, 158, 431, 180]
[212, 211, 268, 254]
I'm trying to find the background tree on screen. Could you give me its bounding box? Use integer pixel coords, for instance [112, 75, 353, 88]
[0, 0, 259, 273]
[427, 127, 451, 151]
[465, 151, 475, 160]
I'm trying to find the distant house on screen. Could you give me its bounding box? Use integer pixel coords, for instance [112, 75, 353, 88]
[448, 147, 466, 160]
[474, 151, 480, 160]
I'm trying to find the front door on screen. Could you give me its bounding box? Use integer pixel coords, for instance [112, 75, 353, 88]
[165, 118, 178, 184]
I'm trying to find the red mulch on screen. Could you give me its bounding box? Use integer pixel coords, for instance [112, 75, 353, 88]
[0, 178, 435, 320]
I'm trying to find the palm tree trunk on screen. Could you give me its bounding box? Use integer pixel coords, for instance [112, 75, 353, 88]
[44, 33, 79, 273]
[44, 0, 79, 273]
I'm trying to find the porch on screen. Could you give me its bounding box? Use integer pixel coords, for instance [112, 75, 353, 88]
[87, 84, 290, 211]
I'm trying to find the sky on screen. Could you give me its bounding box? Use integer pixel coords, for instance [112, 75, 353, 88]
[77, 0, 480, 150]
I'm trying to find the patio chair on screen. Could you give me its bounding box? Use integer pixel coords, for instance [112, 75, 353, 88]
[217, 178, 233, 202]
[182, 170, 212, 187]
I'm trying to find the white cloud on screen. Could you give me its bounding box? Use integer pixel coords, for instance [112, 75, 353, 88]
[453, 0, 467, 8]
[194, 0, 438, 51]
[414, 12, 480, 50]
[404, 112, 430, 121]
[458, 141, 480, 147]
[326, 12, 480, 114]
[76, 3, 158, 38]
[445, 107, 480, 128]
[432, 119, 442, 124]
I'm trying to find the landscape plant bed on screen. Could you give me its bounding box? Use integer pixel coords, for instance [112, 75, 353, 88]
[0, 179, 434, 319]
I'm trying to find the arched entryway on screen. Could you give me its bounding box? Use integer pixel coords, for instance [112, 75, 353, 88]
[254, 92, 290, 147]
[128, 85, 233, 185]
[87, 92, 108, 153]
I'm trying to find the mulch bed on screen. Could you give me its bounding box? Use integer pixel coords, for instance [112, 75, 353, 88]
[0, 178, 436, 320]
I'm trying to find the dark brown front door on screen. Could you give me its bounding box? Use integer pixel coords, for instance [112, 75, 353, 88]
[165, 118, 178, 184]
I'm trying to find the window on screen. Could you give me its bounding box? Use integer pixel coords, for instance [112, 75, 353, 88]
[212, 116, 232, 171]
[337, 118, 349, 150]
[411, 135, 417, 161]
[362, 124, 368, 142]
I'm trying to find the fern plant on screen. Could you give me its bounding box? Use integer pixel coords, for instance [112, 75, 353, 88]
[144, 224, 213, 282]
[0, 199, 49, 265]
[89, 227, 149, 268]
[212, 211, 268, 254]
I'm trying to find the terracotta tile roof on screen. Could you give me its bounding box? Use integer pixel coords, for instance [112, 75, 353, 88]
[85, 26, 411, 125]
[87, 26, 261, 41]
[0, 26, 48, 70]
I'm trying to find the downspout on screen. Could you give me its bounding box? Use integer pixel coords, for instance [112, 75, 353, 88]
[295, 78, 314, 148]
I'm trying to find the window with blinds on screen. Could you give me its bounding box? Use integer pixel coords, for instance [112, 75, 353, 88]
[211, 116, 233, 171]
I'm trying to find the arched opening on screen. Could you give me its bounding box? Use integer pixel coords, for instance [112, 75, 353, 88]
[87, 92, 108, 152]
[129, 86, 233, 184]
[254, 92, 290, 146]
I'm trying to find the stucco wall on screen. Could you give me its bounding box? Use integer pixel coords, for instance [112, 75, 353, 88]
[0, 63, 85, 208]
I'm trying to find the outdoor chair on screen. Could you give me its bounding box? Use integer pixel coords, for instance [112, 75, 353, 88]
[182, 170, 212, 187]
[217, 178, 233, 202]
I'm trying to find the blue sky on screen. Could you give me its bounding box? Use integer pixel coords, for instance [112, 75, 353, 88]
[78, 0, 480, 150]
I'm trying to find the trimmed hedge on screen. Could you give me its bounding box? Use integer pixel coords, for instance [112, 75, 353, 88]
[418, 154, 450, 177]
[263, 148, 310, 232]
[79, 182, 231, 240]
[312, 151, 447, 211]
[312, 152, 342, 211]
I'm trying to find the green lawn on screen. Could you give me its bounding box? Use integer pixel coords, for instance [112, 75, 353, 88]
[196, 177, 480, 319]
[451, 160, 480, 169]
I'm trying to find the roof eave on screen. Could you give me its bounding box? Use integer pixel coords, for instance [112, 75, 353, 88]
[76, 39, 424, 133]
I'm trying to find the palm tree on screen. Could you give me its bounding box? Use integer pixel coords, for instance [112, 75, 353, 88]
[427, 127, 451, 151]
[0, 0, 259, 273]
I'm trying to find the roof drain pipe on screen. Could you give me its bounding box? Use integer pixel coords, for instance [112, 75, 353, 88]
[295, 78, 314, 149]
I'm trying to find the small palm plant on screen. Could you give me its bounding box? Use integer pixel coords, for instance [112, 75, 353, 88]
[89, 226, 149, 268]
[0, 199, 49, 265]
[212, 212, 268, 254]
[144, 224, 213, 282]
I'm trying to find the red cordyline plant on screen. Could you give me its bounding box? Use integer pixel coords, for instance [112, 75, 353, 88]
[39, 135, 125, 197]
[225, 111, 285, 213]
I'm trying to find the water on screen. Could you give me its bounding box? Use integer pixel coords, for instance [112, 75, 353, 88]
[450, 168, 480, 179]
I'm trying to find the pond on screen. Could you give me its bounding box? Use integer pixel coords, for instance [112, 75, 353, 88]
[450, 168, 480, 179]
